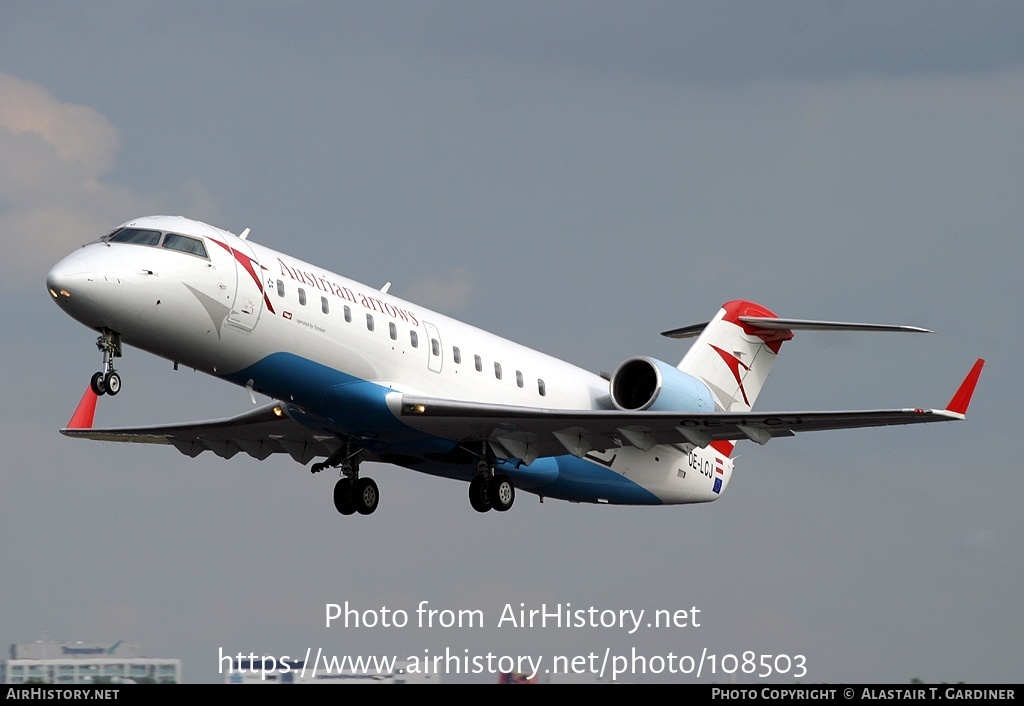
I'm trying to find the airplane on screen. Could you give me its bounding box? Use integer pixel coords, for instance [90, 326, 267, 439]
[46, 215, 984, 517]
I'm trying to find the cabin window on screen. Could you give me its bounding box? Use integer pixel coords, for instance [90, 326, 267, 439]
[162, 233, 209, 258]
[389, 322, 397, 340]
[516, 370, 524, 388]
[410, 331, 419, 347]
[298, 288, 306, 306]
[321, 296, 329, 314]
[366, 314, 374, 331]
[474, 355, 482, 372]
[344, 305, 351, 322]
[538, 379, 546, 397]
[431, 338, 440, 356]
[494, 362, 502, 380]
[453, 346, 461, 364]
[277, 280, 285, 297]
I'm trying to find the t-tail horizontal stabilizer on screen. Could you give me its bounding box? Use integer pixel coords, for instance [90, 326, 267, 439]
[663, 317, 933, 339]
[669, 301, 934, 418]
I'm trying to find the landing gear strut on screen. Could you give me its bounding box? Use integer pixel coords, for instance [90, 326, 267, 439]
[314, 444, 379, 516]
[90, 330, 122, 396]
[468, 444, 515, 513]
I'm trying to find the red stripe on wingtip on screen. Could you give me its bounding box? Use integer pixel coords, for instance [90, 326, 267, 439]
[946, 358, 985, 415]
[67, 388, 98, 429]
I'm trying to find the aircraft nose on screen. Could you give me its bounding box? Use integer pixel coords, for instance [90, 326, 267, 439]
[47, 249, 97, 303]
[47, 244, 131, 331]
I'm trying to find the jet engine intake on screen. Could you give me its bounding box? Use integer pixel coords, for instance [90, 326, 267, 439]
[610, 357, 715, 412]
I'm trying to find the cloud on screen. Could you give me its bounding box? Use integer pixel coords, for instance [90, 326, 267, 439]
[0, 73, 119, 171]
[0, 72, 215, 290]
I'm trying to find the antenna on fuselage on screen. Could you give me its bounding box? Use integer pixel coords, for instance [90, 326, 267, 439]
[381, 281, 391, 294]
[239, 228, 251, 240]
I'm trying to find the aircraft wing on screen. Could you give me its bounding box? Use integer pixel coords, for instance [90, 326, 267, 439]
[61, 392, 339, 464]
[61, 359, 982, 467]
[392, 359, 984, 464]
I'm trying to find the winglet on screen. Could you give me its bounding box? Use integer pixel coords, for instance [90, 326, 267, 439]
[946, 358, 985, 415]
[67, 387, 98, 429]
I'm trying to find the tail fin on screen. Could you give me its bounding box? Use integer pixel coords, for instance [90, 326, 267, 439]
[666, 299, 933, 416]
[673, 300, 790, 415]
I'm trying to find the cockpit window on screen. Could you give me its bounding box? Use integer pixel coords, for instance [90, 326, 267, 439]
[108, 228, 161, 246]
[162, 233, 209, 259]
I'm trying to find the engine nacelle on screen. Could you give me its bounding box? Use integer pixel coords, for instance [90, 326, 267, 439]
[610, 357, 715, 412]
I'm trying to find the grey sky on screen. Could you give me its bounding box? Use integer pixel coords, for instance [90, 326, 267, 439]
[1, 2, 1020, 683]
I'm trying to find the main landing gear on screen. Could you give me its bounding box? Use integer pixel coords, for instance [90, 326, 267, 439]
[311, 444, 378, 516]
[312, 442, 518, 517]
[89, 330, 122, 396]
[468, 452, 515, 513]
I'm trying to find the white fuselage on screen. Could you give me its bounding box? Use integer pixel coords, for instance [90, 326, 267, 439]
[47, 216, 733, 506]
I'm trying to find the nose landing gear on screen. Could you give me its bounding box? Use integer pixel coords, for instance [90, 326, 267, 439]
[89, 330, 122, 396]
